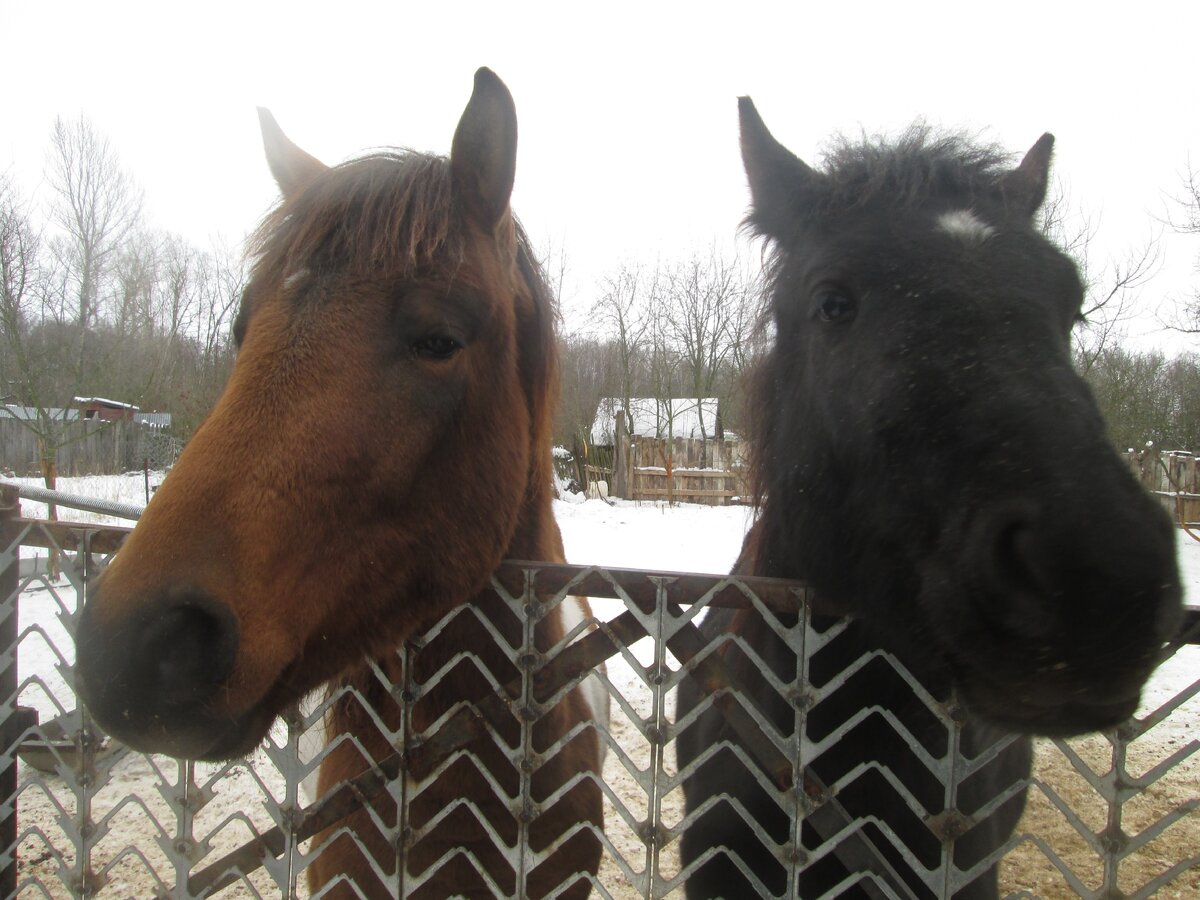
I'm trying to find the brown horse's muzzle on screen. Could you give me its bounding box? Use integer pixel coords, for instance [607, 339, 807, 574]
[75, 582, 260, 759]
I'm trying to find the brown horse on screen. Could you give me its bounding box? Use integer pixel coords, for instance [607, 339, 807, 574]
[74, 68, 605, 898]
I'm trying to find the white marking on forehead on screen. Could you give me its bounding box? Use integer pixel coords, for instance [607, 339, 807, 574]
[282, 268, 311, 292]
[937, 210, 996, 244]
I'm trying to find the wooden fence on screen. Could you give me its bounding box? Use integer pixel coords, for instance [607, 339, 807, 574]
[608, 426, 750, 506]
[579, 439, 1197, 513]
[0, 418, 181, 476]
[1127, 446, 1200, 524]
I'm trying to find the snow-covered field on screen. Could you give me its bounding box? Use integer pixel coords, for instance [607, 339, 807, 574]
[6, 474, 1199, 897]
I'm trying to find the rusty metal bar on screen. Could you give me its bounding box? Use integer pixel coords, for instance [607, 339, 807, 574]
[1, 483, 23, 899]
[0, 481, 144, 521]
[8, 516, 131, 556]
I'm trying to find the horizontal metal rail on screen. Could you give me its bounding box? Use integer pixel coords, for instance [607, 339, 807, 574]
[0, 480, 144, 521]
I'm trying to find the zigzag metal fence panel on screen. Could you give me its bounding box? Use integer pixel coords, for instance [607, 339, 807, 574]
[3, 498, 1199, 897]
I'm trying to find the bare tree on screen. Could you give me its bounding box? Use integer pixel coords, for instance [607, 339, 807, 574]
[661, 248, 745, 442]
[0, 174, 70, 536]
[726, 266, 768, 379]
[554, 334, 617, 446]
[111, 229, 160, 338]
[590, 262, 659, 439]
[1039, 181, 1160, 373]
[537, 236, 570, 317]
[0, 174, 41, 406]
[46, 114, 144, 328]
[1162, 161, 1200, 335]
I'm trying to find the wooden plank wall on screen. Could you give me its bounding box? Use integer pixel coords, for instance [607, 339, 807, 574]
[1127, 446, 1200, 524]
[618, 433, 750, 506]
[0, 419, 180, 476]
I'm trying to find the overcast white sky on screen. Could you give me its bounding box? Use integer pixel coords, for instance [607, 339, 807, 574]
[3, 1, 1198, 350]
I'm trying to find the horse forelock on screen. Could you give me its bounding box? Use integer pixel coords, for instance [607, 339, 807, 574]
[249, 151, 462, 282]
[816, 125, 1013, 214]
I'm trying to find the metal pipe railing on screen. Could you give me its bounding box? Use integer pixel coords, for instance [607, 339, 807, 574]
[0, 481, 144, 522]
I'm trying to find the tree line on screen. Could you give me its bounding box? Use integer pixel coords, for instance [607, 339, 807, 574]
[555, 252, 766, 448]
[3, 115, 1199, 484]
[1, 115, 244, 483]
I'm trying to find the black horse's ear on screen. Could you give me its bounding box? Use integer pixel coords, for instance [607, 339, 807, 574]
[739, 96, 823, 237]
[999, 133, 1054, 218]
[257, 108, 328, 200]
[451, 67, 518, 233]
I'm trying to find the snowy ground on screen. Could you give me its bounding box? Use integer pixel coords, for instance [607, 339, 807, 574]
[6, 475, 1199, 897]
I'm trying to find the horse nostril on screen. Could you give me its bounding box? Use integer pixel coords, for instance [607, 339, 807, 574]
[77, 586, 240, 734]
[995, 521, 1039, 588]
[971, 504, 1057, 638]
[142, 592, 240, 705]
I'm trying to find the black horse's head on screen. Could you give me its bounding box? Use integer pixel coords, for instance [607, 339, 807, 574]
[740, 99, 1182, 737]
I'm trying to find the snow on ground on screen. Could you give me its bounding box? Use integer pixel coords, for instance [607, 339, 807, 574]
[555, 496, 754, 574]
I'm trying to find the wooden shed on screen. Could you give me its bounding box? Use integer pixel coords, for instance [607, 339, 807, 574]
[585, 398, 749, 505]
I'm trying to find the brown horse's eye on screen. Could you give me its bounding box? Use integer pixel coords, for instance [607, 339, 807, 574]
[815, 289, 857, 324]
[413, 335, 463, 360]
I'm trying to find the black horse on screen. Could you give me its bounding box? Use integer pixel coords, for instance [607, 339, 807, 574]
[675, 100, 1183, 898]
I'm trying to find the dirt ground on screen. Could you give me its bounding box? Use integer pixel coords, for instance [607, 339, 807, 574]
[998, 734, 1200, 899]
[16, 708, 1199, 899]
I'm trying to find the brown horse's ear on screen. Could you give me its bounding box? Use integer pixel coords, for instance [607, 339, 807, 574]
[257, 107, 328, 199]
[999, 133, 1054, 219]
[451, 68, 518, 233]
[739, 96, 823, 237]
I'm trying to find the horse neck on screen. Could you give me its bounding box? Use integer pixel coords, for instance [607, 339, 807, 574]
[746, 496, 955, 696]
[508, 469, 565, 564]
[741, 502, 804, 580]
[328, 447, 567, 746]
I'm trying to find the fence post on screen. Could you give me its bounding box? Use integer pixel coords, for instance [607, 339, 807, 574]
[1, 483, 36, 897]
[613, 415, 629, 499]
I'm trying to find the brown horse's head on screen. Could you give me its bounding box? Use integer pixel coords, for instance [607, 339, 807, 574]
[75, 69, 562, 760]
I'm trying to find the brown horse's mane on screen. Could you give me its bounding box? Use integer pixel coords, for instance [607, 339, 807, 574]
[249, 151, 462, 279]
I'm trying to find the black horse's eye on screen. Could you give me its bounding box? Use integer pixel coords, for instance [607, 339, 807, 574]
[413, 335, 462, 360]
[814, 288, 857, 324]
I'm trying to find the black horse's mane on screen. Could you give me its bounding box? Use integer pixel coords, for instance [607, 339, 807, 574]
[814, 123, 1014, 213]
[746, 123, 1019, 305]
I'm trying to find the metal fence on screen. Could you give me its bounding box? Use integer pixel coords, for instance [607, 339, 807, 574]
[2, 485, 1199, 898]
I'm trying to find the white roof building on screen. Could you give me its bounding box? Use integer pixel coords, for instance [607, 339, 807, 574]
[591, 397, 720, 444]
